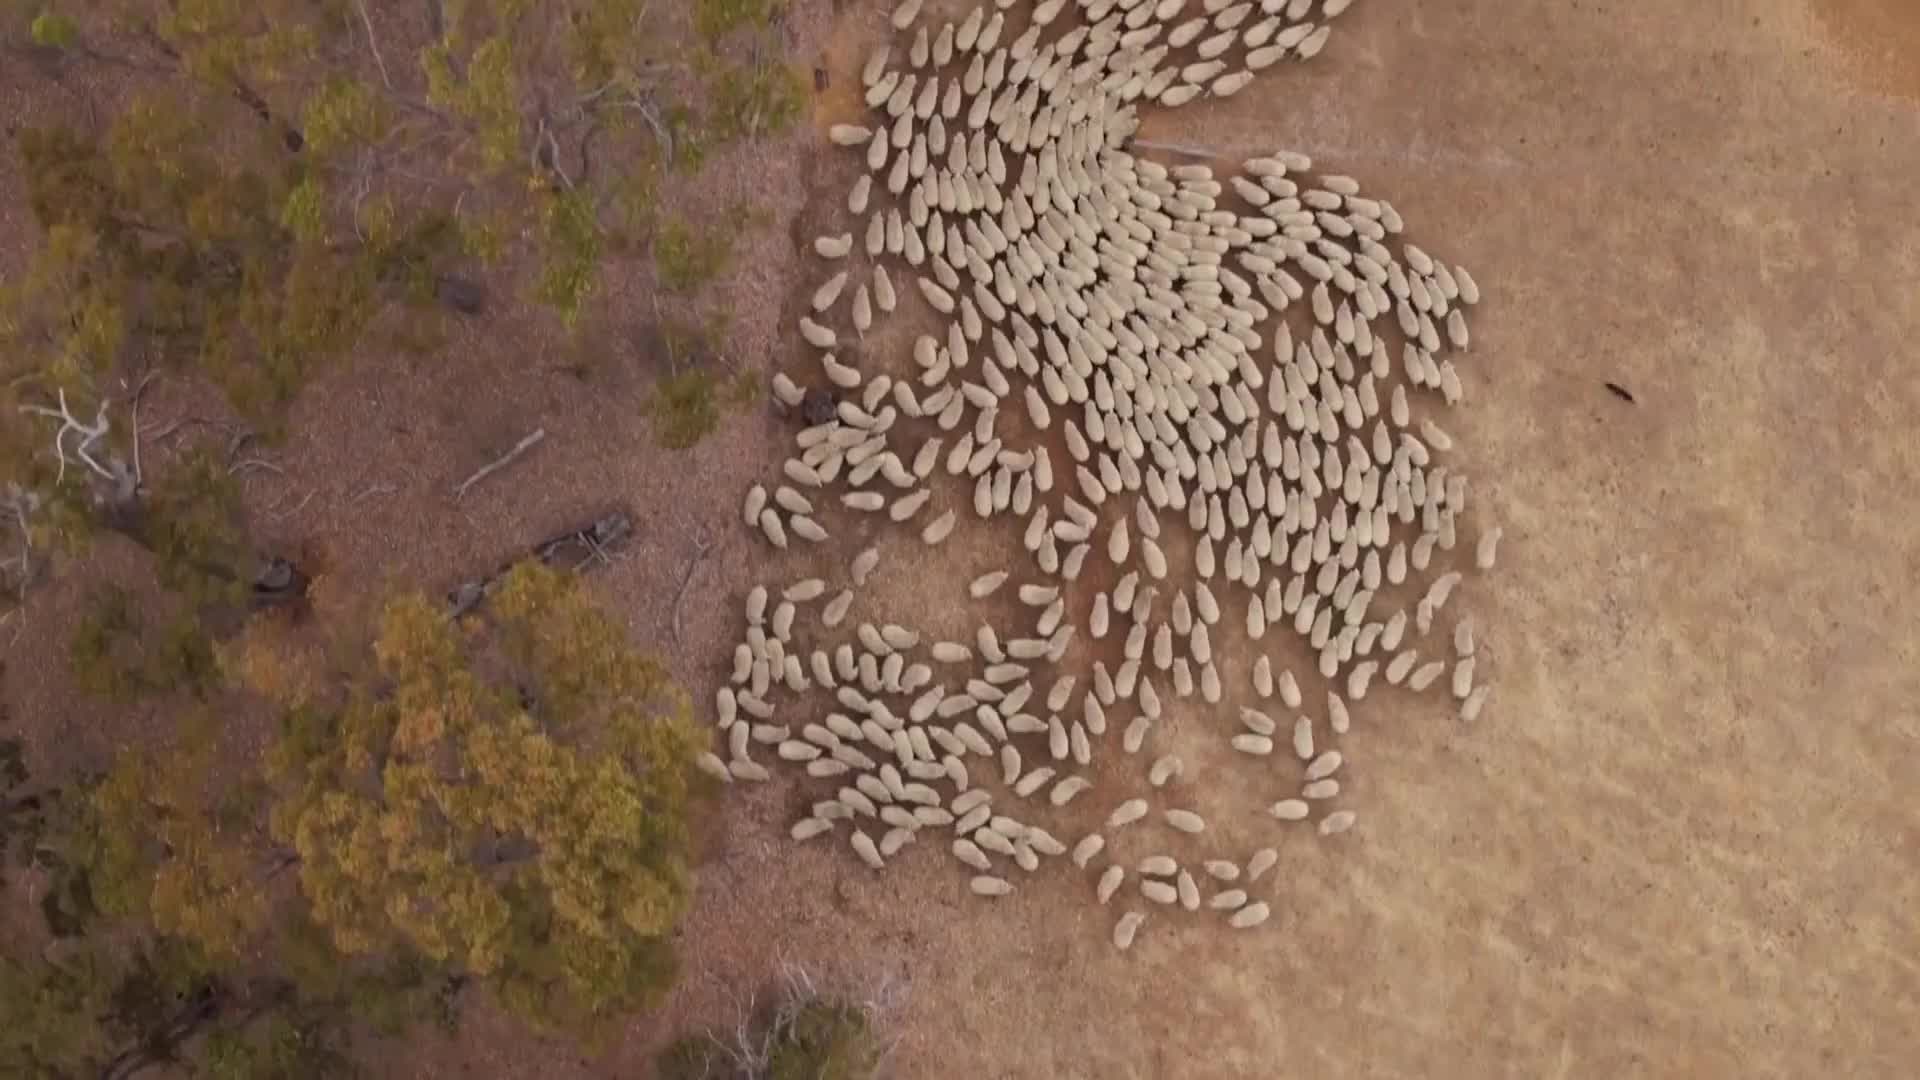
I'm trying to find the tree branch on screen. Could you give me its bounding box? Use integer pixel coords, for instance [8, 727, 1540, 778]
[671, 531, 715, 642]
[126, 371, 160, 487]
[452, 428, 545, 500]
[19, 389, 115, 484]
[351, 0, 394, 89]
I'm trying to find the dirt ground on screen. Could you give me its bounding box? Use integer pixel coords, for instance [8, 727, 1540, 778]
[7, 0, 1919, 1076]
[387, 0, 1918, 1076]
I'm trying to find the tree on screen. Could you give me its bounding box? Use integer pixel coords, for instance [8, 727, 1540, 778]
[260, 561, 706, 1036]
[1, 0, 799, 613]
[0, 723, 251, 1079]
[0, 719, 460, 1078]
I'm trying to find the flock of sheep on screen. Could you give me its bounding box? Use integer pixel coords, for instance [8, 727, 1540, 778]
[699, 0, 1498, 951]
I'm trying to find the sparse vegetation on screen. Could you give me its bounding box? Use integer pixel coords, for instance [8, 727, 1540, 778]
[764, 998, 883, 1080]
[68, 585, 218, 702]
[700, 52, 808, 143]
[648, 368, 758, 450]
[1, 0, 800, 1071]
[655, 217, 737, 293]
[656, 972, 893, 1080]
[2, 0, 800, 608]
[695, 0, 788, 42]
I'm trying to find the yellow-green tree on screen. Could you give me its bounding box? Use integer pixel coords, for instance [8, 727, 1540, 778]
[265, 562, 704, 1036]
[2, 0, 800, 616]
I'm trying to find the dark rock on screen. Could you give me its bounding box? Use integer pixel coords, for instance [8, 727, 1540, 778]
[250, 557, 309, 609]
[801, 387, 839, 426]
[435, 274, 486, 315]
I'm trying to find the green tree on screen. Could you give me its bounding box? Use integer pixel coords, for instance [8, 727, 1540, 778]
[263, 561, 705, 1037]
[2, 0, 799, 612]
[1, 726, 459, 1078]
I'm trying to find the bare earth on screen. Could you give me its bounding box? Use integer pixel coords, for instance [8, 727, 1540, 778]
[6, 0, 1919, 1077]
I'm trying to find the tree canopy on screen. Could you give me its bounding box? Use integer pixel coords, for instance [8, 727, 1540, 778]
[2, 0, 799, 617]
[260, 560, 706, 1035]
[1, 0, 783, 1071]
[3, 562, 707, 1073]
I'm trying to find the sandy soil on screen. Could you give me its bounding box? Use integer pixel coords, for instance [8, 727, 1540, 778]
[601, 2, 1914, 1077]
[5, 0, 1918, 1076]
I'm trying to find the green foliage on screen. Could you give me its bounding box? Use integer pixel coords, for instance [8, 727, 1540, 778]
[30, 9, 77, 48]
[423, 34, 524, 173]
[273, 909, 462, 1038]
[694, 0, 784, 42]
[0, 735, 49, 890]
[263, 562, 703, 1038]
[68, 585, 146, 701]
[645, 369, 758, 451]
[7, 108, 403, 421]
[1, 0, 806, 1065]
[653, 216, 733, 292]
[0, 811, 234, 1080]
[300, 76, 387, 158]
[68, 586, 218, 702]
[657, 993, 883, 1080]
[0, 941, 125, 1075]
[646, 370, 720, 450]
[657, 1034, 729, 1080]
[766, 999, 881, 1080]
[79, 717, 272, 958]
[60, 449, 242, 703]
[201, 1011, 357, 1080]
[700, 54, 806, 141]
[639, 311, 753, 449]
[146, 449, 246, 601]
[534, 188, 602, 327]
[0, 728, 458, 1077]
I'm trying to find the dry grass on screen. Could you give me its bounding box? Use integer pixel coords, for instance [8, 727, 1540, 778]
[658, 959, 909, 1080]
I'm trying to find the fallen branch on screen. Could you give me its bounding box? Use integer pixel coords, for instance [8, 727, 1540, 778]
[1128, 138, 1223, 159]
[347, 482, 397, 505]
[352, 0, 394, 89]
[446, 509, 632, 618]
[453, 428, 545, 500]
[229, 458, 285, 477]
[126, 370, 159, 486]
[671, 531, 716, 642]
[18, 389, 114, 484]
[268, 490, 317, 521]
[2, 485, 39, 617]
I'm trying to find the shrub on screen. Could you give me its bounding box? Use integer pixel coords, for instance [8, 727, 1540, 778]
[764, 998, 880, 1080]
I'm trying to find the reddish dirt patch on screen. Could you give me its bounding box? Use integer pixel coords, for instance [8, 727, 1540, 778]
[1810, 0, 1920, 99]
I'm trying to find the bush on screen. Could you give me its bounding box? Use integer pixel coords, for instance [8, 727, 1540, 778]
[657, 1034, 730, 1080]
[68, 587, 219, 701]
[764, 999, 880, 1080]
[694, 0, 785, 41]
[653, 218, 733, 293]
[656, 982, 887, 1080]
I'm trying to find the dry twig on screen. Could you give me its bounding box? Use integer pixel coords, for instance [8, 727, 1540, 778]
[352, 0, 394, 89]
[1128, 138, 1224, 159]
[18, 389, 114, 484]
[348, 482, 398, 505]
[229, 458, 285, 477]
[126, 370, 159, 486]
[453, 428, 546, 500]
[671, 530, 716, 641]
[269, 489, 317, 521]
